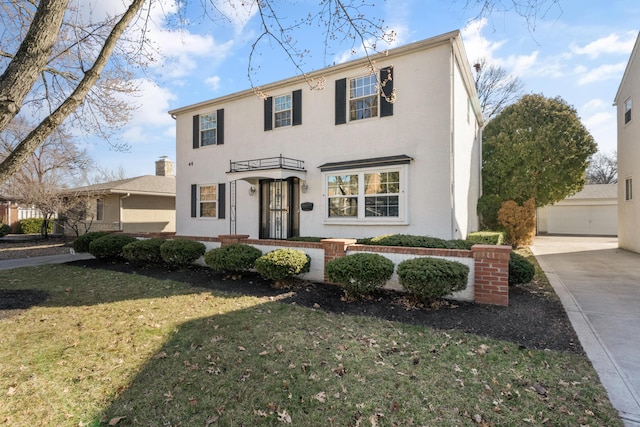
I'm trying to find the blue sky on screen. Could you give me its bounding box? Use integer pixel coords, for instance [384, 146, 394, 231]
[83, 0, 640, 178]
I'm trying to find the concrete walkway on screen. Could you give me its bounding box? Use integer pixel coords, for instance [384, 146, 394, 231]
[0, 252, 94, 270]
[531, 236, 640, 427]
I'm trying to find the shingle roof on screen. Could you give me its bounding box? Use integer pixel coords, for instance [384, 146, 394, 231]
[65, 175, 175, 196]
[567, 184, 617, 200]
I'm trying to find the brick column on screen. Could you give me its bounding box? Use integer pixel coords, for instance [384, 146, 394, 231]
[321, 238, 356, 283]
[471, 245, 511, 306]
[218, 234, 250, 246]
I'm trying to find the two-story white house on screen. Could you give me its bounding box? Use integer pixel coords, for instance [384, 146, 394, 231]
[615, 31, 640, 253]
[169, 30, 483, 241]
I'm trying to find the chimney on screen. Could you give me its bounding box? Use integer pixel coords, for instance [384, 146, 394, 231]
[155, 156, 174, 177]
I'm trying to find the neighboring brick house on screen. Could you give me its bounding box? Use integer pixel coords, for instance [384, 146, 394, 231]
[62, 158, 176, 235]
[615, 31, 640, 253]
[169, 30, 483, 241]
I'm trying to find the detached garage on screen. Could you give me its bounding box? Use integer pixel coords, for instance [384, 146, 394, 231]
[537, 184, 617, 236]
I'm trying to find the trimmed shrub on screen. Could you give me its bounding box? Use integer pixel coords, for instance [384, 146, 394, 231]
[397, 257, 469, 301]
[326, 253, 394, 297]
[73, 231, 110, 253]
[160, 239, 206, 268]
[509, 252, 535, 286]
[89, 234, 137, 260]
[467, 231, 505, 246]
[358, 234, 473, 250]
[445, 239, 474, 250]
[498, 198, 536, 247]
[204, 244, 262, 274]
[123, 238, 166, 266]
[0, 223, 11, 237]
[18, 218, 51, 234]
[254, 248, 310, 283]
[287, 236, 326, 242]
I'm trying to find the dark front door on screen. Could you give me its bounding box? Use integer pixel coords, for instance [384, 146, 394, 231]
[259, 178, 299, 239]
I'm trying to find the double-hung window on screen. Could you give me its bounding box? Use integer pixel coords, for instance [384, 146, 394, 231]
[199, 184, 217, 217]
[200, 113, 217, 146]
[274, 94, 292, 128]
[349, 74, 378, 121]
[626, 178, 633, 201]
[625, 97, 632, 124]
[325, 166, 406, 222]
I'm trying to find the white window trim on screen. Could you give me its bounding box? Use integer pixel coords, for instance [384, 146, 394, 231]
[274, 93, 292, 129]
[322, 164, 408, 225]
[198, 183, 218, 219]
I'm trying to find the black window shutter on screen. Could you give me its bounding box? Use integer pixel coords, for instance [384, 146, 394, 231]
[191, 184, 197, 217]
[264, 97, 273, 131]
[192, 115, 200, 149]
[292, 89, 302, 126]
[380, 67, 394, 117]
[335, 78, 347, 125]
[216, 109, 224, 145]
[218, 183, 226, 219]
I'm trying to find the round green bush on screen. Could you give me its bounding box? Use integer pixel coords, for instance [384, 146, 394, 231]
[358, 234, 452, 249]
[160, 239, 206, 268]
[73, 231, 110, 253]
[0, 223, 11, 237]
[325, 253, 394, 297]
[204, 244, 262, 274]
[397, 257, 470, 301]
[122, 238, 166, 266]
[509, 252, 535, 286]
[18, 218, 52, 234]
[254, 248, 310, 283]
[445, 239, 474, 250]
[88, 234, 138, 260]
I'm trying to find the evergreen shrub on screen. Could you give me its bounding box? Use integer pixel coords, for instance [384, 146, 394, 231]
[397, 257, 469, 301]
[509, 252, 535, 286]
[325, 253, 394, 297]
[73, 231, 110, 253]
[467, 231, 505, 246]
[18, 218, 51, 234]
[160, 239, 206, 268]
[122, 238, 166, 266]
[0, 223, 11, 237]
[89, 234, 137, 260]
[204, 244, 262, 274]
[254, 248, 310, 283]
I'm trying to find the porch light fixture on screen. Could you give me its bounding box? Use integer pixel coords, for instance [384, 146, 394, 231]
[301, 181, 308, 193]
[248, 185, 257, 196]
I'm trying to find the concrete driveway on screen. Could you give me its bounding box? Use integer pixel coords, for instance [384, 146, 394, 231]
[531, 236, 640, 427]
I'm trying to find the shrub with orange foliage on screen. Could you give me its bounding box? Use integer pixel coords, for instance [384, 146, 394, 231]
[497, 198, 536, 247]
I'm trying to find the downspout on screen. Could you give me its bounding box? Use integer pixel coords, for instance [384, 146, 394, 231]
[449, 39, 456, 239]
[119, 193, 131, 231]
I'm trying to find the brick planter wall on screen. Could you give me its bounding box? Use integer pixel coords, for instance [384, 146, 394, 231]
[471, 245, 511, 306]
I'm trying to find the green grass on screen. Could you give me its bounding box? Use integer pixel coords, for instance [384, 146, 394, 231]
[0, 264, 622, 426]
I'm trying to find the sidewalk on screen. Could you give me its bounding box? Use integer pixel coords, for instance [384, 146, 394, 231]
[0, 252, 94, 270]
[531, 236, 640, 427]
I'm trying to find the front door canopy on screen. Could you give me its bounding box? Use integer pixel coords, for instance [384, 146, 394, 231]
[227, 155, 307, 182]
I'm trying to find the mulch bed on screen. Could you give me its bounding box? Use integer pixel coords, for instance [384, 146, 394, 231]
[59, 258, 584, 354]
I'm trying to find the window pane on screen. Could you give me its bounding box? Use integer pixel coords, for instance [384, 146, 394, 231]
[200, 185, 216, 201]
[275, 95, 291, 112]
[201, 113, 217, 131]
[365, 196, 399, 217]
[328, 197, 358, 217]
[201, 129, 217, 146]
[365, 171, 400, 194]
[200, 202, 217, 217]
[327, 175, 358, 196]
[275, 110, 291, 128]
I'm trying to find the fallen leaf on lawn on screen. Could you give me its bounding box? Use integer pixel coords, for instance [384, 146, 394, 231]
[7, 386, 16, 396]
[238, 346, 246, 351]
[477, 344, 490, 355]
[205, 414, 219, 426]
[108, 416, 126, 426]
[532, 383, 548, 396]
[152, 351, 167, 359]
[314, 392, 327, 403]
[259, 351, 269, 356]
[277, 409, 292, 423]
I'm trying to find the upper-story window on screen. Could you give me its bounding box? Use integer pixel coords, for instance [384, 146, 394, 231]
[625, 97, 632, 124]
[349, 75, 378, 121]
[274, 94, 292, 128]
[192, 109, 224, 148]
[200, 113, 217, 146]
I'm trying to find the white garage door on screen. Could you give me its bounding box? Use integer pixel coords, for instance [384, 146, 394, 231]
[546, 205, 617, 236]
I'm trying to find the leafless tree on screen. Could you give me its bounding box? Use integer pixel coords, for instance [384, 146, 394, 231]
[473, 58, 524, 122]
[0, 0, 557, 187]
[586, 151, 617, 184]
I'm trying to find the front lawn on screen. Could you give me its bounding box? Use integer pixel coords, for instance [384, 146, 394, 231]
[0, 264, 621, 426]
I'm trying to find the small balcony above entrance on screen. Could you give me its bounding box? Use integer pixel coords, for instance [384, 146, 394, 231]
[227, 155, 306, 182]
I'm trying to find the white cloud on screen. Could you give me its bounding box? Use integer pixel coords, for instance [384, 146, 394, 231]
[127, 79, 176, 127]
[205, 76, 222, 91]
[502, 51, 539, 77]
[582, 111, 617, 153]
[571, 31, 638, 59]
[582, 98, 608, 111]
[577, 62, 627, 85]
[211, 0, 259, 34]
[460, 18, 506, 63]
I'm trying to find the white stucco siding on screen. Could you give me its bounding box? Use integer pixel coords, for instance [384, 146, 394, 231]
[174, 33, 480, 241]
[616, 33, 640, 252]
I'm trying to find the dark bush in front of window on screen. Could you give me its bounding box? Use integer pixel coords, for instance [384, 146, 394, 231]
[254, 248, 310, 284]
[89, 234, 138, 260]
[357, 234, 472, 250]
[122, 238, 166, 266]
[204, 244, 262, 275]
[73, 231, 110, 253]
[508, 252, 535, 286]
[0, 223, 11, 237]
[325, 253, 394, 298]
[467, 231, 505, 246]
[18, 218, 52, 234]
[397, 257, 469, 302]
[160, 239, 206, 268]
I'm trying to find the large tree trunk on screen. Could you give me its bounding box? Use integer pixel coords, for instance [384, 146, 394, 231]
[0, 0, 69, 131]
[0, 0, 147, 185]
